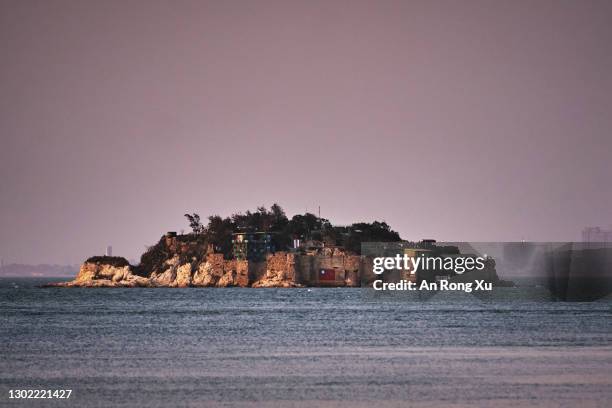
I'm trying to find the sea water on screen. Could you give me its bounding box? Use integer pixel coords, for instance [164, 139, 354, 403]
[0, 278, 610, 407]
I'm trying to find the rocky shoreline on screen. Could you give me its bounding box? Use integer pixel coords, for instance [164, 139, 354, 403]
[46, 255, 305, 288]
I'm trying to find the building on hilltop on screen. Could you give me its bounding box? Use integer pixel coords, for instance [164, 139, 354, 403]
[232, 232, 274, 261]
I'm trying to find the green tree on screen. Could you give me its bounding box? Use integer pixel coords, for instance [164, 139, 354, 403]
[184, 213, 205, 234]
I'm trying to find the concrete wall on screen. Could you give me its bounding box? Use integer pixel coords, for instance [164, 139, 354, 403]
[293, 252, 362, 287]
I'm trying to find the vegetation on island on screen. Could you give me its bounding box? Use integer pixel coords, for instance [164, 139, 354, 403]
[183, 203, 400, 255]
[134, 204, 401, 275]
[85, 256, 130, 267]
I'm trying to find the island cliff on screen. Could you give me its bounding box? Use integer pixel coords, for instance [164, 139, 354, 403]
[48, 204, 511, 288]
[49, 204, 394, 288]
[63, 260, 149, 288]
[52, 248, 362, 288]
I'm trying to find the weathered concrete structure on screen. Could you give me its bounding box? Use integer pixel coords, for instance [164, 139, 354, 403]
[251, 251, 363, 287]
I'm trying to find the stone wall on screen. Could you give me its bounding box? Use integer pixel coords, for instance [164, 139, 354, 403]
[292, 250, 362, 287]
[343, 255, 361, 287]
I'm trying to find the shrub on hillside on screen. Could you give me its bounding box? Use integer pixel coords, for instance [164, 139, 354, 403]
[85, 256, 130, 267]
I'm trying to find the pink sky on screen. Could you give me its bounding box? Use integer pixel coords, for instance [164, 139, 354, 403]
[1, 0, 611, 264]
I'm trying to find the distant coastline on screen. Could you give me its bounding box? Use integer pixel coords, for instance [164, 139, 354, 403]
[1, 263, 77, 278]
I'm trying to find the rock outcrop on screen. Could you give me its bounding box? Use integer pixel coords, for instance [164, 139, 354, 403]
[50, 253, 254, 288]
[149, 256, 181, 287]
[49, 250, 359, 288]
[175, 263, 193, 288]
[251, 253, 302, 287]
[49, 262, 150, 288]
[191, 255, 248, 287]
[251, 270, 302, 288]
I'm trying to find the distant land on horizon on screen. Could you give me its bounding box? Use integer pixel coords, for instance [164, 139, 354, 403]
[0, 263, 79, 278]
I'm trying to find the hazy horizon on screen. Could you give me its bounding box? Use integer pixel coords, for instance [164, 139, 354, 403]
[1, 0, 611, 264]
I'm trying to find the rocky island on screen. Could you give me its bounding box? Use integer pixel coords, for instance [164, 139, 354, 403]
[49, 204, 512, 288]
